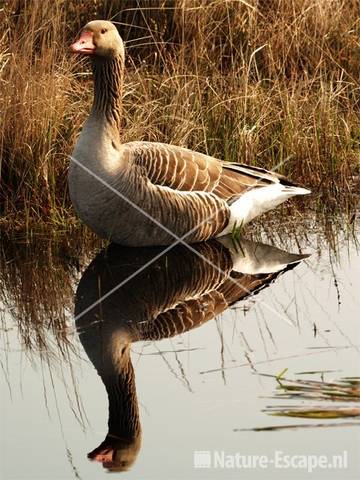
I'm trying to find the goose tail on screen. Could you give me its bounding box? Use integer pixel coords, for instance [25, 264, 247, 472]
[217, 183, 311, 237]
[217, 236, 310, 274]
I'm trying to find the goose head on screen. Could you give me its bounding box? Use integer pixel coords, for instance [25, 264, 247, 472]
[78, 323, 141, 473]
[70, 20, 124, 60]
[87, 433, 141, 472]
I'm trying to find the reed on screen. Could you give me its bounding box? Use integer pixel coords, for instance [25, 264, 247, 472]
[1, 0, 359, 231]
[235, 372, 360, 431]
[264, 374, 360, 426]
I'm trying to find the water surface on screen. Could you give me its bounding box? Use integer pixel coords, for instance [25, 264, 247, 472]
[1, 214, 359, 479]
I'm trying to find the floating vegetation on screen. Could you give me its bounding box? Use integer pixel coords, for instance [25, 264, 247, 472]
[239, 373, 360, 431]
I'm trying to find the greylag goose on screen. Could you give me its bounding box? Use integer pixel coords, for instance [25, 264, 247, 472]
[75, 238, 308, 471]
[70, 20, 310, 247]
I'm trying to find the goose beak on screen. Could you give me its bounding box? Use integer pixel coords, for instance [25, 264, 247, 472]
[88, 446, 114, 463]
[70, 31, 96, 55]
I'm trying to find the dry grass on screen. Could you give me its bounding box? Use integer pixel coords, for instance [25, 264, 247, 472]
[1, 0, 360, 231]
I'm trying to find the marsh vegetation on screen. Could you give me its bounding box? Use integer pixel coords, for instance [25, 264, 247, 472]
[1, 0, 359, 232]
[1, 3, 359, 476]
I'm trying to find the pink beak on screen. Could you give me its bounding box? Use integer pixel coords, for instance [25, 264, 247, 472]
[88, 445, 114, 464]
[70, 31, 96, 55]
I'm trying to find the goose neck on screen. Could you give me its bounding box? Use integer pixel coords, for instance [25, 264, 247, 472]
[91, 56, 124, 131]
[103, 359, 141, 439]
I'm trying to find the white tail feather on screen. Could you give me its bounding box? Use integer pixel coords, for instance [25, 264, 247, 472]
[217, 184, 311, 237]
[217, 236, 310, 274]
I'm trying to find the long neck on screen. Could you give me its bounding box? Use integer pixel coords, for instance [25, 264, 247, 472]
[91, 56, 124, 132]
[103, 359, 141, 440]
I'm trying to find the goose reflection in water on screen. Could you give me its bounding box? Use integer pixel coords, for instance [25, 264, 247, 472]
[75, 237, 308, 472]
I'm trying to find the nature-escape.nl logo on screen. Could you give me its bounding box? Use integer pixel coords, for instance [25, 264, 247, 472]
[193, 450, 348, 473]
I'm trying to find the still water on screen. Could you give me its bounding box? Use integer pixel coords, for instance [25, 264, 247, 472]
[1, 214, 359, 479]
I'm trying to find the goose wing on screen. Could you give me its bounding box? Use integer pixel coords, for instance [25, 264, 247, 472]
[138, 290, 228, 340]
[126, 141, 290, 200]
[138, 270, 284, 341]
[127, 141, 222, 192]
[213, 162, 298, 200]
[217, 271, 284, 307]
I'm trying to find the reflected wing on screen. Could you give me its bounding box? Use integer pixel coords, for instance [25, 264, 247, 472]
[217, 271, 283, 306]
[138, 270, 285, 341]
[139, 291, 228, 340]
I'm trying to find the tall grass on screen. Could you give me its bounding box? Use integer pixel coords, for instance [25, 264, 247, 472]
[1, 0, 359, 230]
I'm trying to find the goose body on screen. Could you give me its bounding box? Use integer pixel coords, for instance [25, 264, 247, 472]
[69, 21, 310, 247]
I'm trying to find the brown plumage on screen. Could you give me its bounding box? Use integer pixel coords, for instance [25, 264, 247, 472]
[69, 20, 310, 246]
[130, 141, 294, 199]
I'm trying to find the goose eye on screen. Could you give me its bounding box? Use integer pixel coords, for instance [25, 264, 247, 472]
[101, 28, 107, 34]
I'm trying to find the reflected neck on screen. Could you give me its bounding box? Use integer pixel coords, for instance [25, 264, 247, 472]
[91, 56, 124, 132]
[102, 360, 141, 440]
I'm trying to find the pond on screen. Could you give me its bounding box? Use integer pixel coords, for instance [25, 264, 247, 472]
[1, 212, 359, 479]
